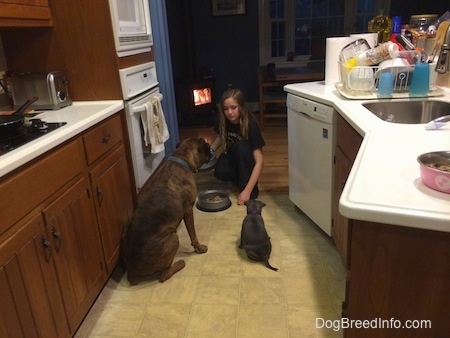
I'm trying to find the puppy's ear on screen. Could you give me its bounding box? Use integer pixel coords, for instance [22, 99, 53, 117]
[259, 201, 266, 208]
[244, 200, 249, 207]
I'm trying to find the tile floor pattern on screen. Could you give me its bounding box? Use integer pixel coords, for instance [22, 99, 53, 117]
[75, 177, 346, 338]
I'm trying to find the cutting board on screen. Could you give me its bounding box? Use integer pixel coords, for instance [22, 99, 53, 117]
[433, 21, 450, 87]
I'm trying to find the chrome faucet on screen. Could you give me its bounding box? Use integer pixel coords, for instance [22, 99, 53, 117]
[436, 25, 450, 74]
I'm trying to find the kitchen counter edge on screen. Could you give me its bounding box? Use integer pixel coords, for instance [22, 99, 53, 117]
[284, 81, 450, 233]
[0, 100, 124, 178]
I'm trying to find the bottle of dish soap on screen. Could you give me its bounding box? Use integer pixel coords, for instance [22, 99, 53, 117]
[368, 9, 392, 45]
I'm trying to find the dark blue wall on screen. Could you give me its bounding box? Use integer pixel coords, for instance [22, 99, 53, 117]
[166, 0, 259, 103]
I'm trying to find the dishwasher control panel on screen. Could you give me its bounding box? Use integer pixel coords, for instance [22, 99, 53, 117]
[286, 94, 335, 124]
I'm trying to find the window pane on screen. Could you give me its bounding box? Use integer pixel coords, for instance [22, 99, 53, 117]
[329, 17, 345, 36]
[295, 0, 311, 18]
[311, 18, 327, 38]
[262, 0, 354, 61]
[271, 21, 285, 57]
[271, 22, 285, 39]
[295, 19, 311, 38]
[272, 40, 286, 57]
[355, 15, 373, 32]
[357, 0, 376, 13]
[269, 0, 284, 18]
[295, 38, 310, 55]
[312, 0, 329, 17]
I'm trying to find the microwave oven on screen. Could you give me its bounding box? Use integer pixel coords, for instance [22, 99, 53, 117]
[108, 0, 153, 57]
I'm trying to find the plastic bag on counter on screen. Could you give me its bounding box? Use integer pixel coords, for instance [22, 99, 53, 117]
[431, 11, 450, 33]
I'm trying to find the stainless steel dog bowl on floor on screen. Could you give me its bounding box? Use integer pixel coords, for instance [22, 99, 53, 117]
[196, 189, 231, 212]
[198, 149, 217, 172]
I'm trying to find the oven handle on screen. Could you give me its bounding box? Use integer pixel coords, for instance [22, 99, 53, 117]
[131, 93, 164, 114]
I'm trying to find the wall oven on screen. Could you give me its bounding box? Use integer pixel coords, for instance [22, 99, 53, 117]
[120, 62, 165, 192]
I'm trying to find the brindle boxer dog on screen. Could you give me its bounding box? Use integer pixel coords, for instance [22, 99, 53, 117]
[121, 138, 211, 285]
[239, 200, 278, 271]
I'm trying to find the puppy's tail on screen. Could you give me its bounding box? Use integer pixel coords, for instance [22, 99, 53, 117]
[264, 259, 278, 271]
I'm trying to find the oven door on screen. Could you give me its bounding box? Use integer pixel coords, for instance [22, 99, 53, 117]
[124, 87, 165, 192]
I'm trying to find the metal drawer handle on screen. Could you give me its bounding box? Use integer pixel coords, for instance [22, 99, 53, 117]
[102, 134, 111, 144]
[96, 186, 103, 206]
[51, 227, 62, 252]
[41, 235, 52, 262]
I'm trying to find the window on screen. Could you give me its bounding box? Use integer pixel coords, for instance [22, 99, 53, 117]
[258, 0, 391, 65]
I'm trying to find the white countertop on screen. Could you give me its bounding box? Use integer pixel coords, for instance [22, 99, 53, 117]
[284, 81, 450, 233]
[0, 100, 124, 177]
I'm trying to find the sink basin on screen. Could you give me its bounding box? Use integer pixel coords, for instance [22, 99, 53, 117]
[362, 100, 450, 124]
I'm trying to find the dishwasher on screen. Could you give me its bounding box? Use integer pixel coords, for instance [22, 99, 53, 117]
[286, 93, 336, 236]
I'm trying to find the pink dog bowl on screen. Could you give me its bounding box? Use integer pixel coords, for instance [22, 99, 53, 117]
[417, 151, 450, 194]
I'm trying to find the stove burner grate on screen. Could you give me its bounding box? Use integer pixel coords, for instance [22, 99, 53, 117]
[0, 120, 67, 156]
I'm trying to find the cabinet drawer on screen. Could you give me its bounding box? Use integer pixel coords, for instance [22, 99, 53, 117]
[0, 139, 83, 236]
[82, 114, 123, 165]
[337, 114, 363, 162]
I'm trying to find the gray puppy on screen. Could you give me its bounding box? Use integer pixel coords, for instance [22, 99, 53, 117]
[239, 200, 278, 271]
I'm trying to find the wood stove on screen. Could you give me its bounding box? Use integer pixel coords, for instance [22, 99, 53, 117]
[175, 75, 216, 125]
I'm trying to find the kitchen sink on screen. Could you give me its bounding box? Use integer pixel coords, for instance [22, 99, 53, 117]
[362, 100, 450, 124]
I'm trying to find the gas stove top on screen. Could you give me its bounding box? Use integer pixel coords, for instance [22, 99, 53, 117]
[0, 119, 67, 156]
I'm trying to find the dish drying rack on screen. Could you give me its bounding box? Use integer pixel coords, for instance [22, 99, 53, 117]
[336, 50, 445, 99]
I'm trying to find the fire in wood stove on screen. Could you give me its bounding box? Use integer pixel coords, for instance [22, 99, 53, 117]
[176, 76, 216, 126]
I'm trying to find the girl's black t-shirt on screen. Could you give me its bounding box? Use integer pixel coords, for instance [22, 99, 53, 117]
[215, 118, 265, 151]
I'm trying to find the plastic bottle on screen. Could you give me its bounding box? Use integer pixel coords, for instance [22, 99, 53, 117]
[356, 42, 399, 66]
[368, 9, 393, 45]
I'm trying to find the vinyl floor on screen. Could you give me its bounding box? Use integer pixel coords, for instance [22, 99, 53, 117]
[75, 122, 346, 338]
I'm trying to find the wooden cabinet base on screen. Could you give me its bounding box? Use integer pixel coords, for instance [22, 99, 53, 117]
[346, 220, 450, 337]
[0, 111, 134, 337]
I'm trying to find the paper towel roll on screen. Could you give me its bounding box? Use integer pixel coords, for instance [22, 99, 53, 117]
[350, 33, 378, 49]
[325, 37, 354, 86]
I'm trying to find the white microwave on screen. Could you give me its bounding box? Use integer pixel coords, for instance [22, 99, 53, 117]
[108, 0, 153, 57]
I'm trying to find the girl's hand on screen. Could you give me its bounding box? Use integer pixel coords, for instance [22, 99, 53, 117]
[237, 190, 251, 205]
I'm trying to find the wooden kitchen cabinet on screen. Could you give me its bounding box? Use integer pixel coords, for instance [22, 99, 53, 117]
[332, 114, 362, 269]
[0, 111, 135, 336]
[1, 0, 153, 101]
[0, 0, 52, 27]
[346, 220, 450, 337]
[89, 145, 134, 273]
[83, 114, 134, 274]
[0, 213, 70, 338]
[42, 177, 106, 334]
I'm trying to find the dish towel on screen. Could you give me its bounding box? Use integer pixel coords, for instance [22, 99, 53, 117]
[140, 95, 170, 154]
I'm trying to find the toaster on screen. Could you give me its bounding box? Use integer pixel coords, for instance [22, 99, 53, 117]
[11, 71, 72, 110]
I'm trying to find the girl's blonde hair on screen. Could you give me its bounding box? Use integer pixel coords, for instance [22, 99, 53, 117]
[217, 88, 254, 148]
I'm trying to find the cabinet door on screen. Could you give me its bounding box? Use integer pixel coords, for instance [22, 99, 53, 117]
[333, 115, 363, 269]
[332, 146, 353, 269]
[90, 145, 134, 273]
[0, 0, 52, 27]
[0, 214, 69, 338]
[42, 178, 106, 333]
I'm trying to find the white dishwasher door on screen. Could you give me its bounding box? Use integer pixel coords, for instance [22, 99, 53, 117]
[287, 94, 336, 236]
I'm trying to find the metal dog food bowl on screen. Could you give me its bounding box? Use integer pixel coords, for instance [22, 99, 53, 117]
[417, 151, 450, 194]
[196, 189, 231, 212]
[198, 149, 217, 172]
